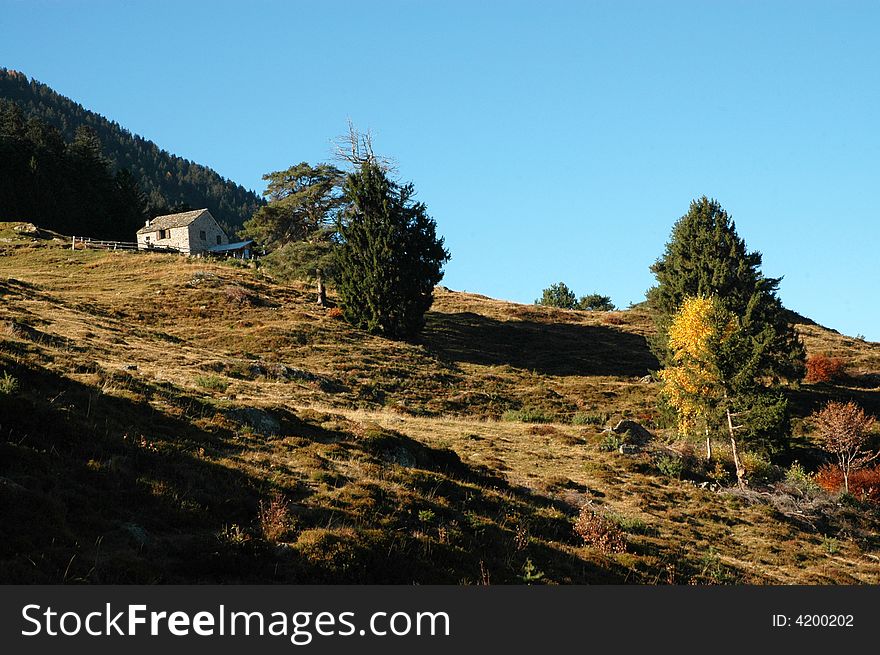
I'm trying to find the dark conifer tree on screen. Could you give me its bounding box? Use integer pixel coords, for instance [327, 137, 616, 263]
[335, 159, 449, 339]
[648, 196, 805, 382]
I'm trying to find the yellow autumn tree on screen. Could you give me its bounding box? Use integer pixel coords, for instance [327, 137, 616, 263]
[659, 296, 748, 485]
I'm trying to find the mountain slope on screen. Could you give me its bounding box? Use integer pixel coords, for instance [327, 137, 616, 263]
[0, 69, 263, 231]
[1, 228, 879, 584]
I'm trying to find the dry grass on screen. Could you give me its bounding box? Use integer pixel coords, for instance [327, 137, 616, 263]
[1, 227, 879, 584]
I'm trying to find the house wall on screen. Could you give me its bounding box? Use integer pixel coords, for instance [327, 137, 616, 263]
[187, 213, 228, 255]
[136, 226, 194, 253]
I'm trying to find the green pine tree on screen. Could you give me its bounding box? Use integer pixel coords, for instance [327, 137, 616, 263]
[335, 159, 449, 339]
[648, 196, 805, 382]
[535, 282, 578, 309]
[649, 197, 805, 456]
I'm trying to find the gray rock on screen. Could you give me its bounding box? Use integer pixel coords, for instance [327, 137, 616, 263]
[228, 407, 281, 435]
[618, 444, 640, 455]
[611, 420, 655, 445]
[639, 374, 653, 384]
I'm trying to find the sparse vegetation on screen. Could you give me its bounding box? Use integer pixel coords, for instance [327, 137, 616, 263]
[574, 505, 627, 554]
[0, 234, 879, 584]
[805, 354, 847, 383]
[194, 374, 230, 392]
[0, 371, 18, 395]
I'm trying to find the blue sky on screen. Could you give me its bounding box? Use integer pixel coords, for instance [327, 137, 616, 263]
[2, 0, 878, 340]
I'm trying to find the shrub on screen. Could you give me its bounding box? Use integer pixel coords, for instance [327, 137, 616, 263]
[740, 451, 781, 484]
[520, 558, 545, 584]
[501, 407, 554, 423]
[223, 285, 255, 306]
[602, 313, 624, 326]
[572, 411, 609, 426]
[574, 505, 627, 554]
[325, 307, 343, 319]
[784, 461, 821, 494]
[194, 374, 229, 392]
[810, 400, 878, 493]
[577, 293, 615, 311]
[0, 371, 18, 395]
[598, 432, 625, 452]
[815, 463, 880, 503]
[805, 355, 846, 383]
[656, 454, 685, 479]
[535, 282, 578, 309]
[259, 491, 294, 543]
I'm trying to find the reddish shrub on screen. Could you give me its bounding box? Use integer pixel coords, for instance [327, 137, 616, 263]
[574, 505, 627, 554]
[325, 307, 343, 319]
[815, 463, 880, 503]
[602, 314, 624, 326]
[805, 355, 846, 383]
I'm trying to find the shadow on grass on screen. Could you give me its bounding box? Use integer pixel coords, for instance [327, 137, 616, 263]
[0, 360, 625, 584]
[422, 312, 658, 377]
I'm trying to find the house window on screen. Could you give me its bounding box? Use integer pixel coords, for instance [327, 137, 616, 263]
[158, 229, 168, 239]
[200, 230, 207, 241]
[216, 235, 222, 245]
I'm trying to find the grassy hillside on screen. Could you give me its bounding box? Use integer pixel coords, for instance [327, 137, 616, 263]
[1, 223, 879, 584]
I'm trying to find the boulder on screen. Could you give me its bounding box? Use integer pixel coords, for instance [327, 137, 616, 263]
[611, 419, 655, 445]
[228, 407, 281, 436]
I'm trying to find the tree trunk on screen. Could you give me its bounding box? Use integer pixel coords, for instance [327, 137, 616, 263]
[315, 268, 326, 307]
[843, 469, 850, 494]
[705, 428, 713, 461]
[726, 408, 746, 488]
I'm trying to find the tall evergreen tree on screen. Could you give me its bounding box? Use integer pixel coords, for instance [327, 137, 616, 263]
[648, 197, 805, 382]
[335, 159, 449, 339]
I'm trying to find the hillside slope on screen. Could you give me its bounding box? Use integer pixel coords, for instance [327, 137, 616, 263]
[1, 226, 879, 584]
[0, 69, 263, 230]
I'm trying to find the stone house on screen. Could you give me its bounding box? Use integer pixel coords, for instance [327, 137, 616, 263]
[136, 209, 229, 255]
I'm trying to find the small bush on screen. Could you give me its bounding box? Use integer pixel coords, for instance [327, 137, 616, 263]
[195, 374, 229, 392]
[501, 407, 554, 423]
[805, 354, 846, 383]
[815, 463, 880, 503]
[572, 411, 609, 426]
[602, 314, 624, 326]
[574, 505, 627, 554]
[607, 512, 656, 536]
[326, 307, 343, 319]
[598, 432, 625, 452]
[578, 294, 615, 311]
[656, 454, 685, 479]
[535, 282, 578, 309]
[259, 491, 294, 543]
[740, 451, 781, 484]
[784, 461, 820, 494]
[0, 371, 18, 395]
[223, 285, 255, 306]
[520, 558, 545, 584]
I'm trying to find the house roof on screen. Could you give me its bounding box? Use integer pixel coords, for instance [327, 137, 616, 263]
[207, 240, 254, 253]
[137, 209, 210, 234]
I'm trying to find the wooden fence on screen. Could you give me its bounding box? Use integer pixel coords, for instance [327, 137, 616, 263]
[70, 236, 178, 253]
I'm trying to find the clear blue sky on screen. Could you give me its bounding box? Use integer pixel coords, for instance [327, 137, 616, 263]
[2, 0, 878, 340]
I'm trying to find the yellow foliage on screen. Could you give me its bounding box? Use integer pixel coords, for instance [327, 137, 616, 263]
[660, 296, 738, 436]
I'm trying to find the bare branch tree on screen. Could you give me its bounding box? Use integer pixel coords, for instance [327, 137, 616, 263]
[332, 120, 396, 173]
[811, 400, 878, 493]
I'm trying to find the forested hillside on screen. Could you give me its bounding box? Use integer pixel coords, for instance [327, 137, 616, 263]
[0, 69, 262, 236]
